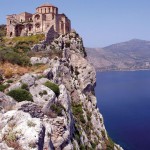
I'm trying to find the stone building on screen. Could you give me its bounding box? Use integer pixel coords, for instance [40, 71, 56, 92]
[6, 3, 71, 37]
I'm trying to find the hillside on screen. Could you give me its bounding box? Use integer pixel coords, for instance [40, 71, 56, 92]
[0, 31, 123, 150]
[86, 39, 150, 71]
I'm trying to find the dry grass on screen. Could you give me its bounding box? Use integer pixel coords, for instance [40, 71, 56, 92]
[0, 62, 49, 79]
[0, 62, 29, 78]
[3, 131, 22, 150]
[30, 64, 49, 73]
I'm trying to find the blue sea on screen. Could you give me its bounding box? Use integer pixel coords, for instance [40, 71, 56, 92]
[95, 71, 150, 150]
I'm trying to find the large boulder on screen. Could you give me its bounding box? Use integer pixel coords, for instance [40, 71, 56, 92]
[29, 84, 56, 114]
[0, 110, 45, 150]
[31, 43, 46, 52]
[0, 92, 16, 112]
[8, 82, 22, 91]
[21, 73, 37, 87]
[58, 84, 70, 111]
[30, 57, 50, 65]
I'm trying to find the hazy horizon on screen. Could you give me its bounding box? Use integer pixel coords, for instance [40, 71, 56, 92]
[1, 0, 150, 47]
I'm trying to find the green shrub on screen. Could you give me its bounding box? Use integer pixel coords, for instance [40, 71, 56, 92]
[13, 41, 31, 53]
[72, 103, 85, 124]
[91, 142, 97, 149]
[0, 24, 6, 37]
[11, 34, 45, 45]
[0, 84, 8, 92]
[44, 81, 60, 97]
[0, 74, 3, 82]
[7, 88, 33, 102]
[0, 48, 30, 66]
[39, 90, 47, 97]
[106, 136, 115, 150]
[21, 83, 29, 91]
[50, 102, 64, 116]
[7, 80, 13, 83]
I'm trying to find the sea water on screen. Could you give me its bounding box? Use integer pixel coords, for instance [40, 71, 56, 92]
[95, 71, 150, 150]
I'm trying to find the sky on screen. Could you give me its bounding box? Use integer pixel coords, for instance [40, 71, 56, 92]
[0, 0, 150, 47]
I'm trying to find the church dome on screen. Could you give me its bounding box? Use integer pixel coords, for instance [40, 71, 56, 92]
[36, 3, 57, 9]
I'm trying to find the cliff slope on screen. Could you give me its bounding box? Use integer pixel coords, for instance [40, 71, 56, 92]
[0, 31, 123, 150]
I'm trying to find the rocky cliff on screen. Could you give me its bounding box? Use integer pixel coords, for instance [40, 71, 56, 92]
[0, 31, 123, 150]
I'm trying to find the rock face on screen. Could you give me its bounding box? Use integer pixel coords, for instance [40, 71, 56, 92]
[30, 57, 50, 65]
[0, 31, 123, 150]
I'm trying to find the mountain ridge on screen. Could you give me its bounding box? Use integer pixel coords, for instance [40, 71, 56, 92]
[86, 39, 150, 71]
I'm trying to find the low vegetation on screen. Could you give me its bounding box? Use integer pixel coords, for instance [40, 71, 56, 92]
[0, 33, 45, 67]
[44, 81, 60, 97]
[72, 103, 85, 124]
[10, 34, 45, 44]
[7, 88, 33, 102]
[50, 102, 65, 116]
[3, 131, 22, 150]
[0, 62, 29, 78]
[106, 135, 115, 150]
[0, 47, 30, 66]
[0, 24, 6, 37]
[0, 84, 8, 92]
[27, 120, 36, 127]
[21, 83, 29, 91]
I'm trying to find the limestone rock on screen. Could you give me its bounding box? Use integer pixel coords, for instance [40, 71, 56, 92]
[0, 110, 44, 150]
[0, 92, 16, 112]
[21, 73, 37, 87]
[29, 85, 56, 107]
[31, 43, 46, 52]
[70, 53, 96, 92]
[30, 57, 50, 65]
[8, 81, 22, 91]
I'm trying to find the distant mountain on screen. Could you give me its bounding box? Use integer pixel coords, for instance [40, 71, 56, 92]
[86, 39, 150, 71]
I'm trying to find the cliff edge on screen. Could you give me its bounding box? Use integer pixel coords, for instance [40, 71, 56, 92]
[0, 31, 123, 150]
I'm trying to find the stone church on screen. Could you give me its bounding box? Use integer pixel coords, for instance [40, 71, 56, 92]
[6, 3, 71, 37]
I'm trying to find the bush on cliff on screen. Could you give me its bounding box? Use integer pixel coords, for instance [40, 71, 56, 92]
[0, 24, 6, 37]
[50, 102, 64, 116]
[7, 88, 33, 102]
[13, 41, 31, 53]
[9, 34, 45, 45]
[72, 103, 86, 124]
[0, 48, 30, 66]
[44, 81, 60, 97]
[0, 84, 8, 92]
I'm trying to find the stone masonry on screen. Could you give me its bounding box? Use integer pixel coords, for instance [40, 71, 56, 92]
[6, 3, 71, 37]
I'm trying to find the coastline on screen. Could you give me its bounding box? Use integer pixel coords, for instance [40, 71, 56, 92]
[96, 68, 150, 72]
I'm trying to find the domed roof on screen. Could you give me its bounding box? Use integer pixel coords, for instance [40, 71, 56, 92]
[36, 3, 57, 9]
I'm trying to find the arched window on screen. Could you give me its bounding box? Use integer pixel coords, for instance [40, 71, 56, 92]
[41, 9, 42, 13]
[61, 21, 64, 34]
[28, 24, 33, 31]
[35, 14, 40, 20]
[35, 23, 40, 28]
[45, 8, 46, 13]
[49, 8, 50, 13]
[10, 21, 11, 24]
[10, 32, 12, 37]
